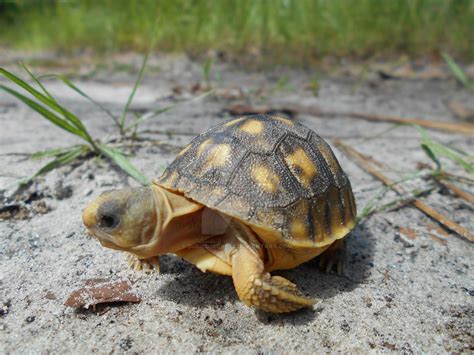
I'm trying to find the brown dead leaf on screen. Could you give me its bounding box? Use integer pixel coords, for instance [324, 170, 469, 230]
[427, 233, 448, 246]
[64, 279, 141, 309]
[425, 222, 450, 237]
[83, 278, 110, 286]
[214, 87, 244, 100]
[416, 162, 433, 171]
[191, 82, 213, 94]
[399, 227, 418, 240]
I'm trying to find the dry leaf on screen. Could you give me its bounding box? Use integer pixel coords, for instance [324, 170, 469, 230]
[399, 227, 418, 240]
[425, 222, 450, 237]
[64, 279, 141, 309]
[427, 234, 448, 246]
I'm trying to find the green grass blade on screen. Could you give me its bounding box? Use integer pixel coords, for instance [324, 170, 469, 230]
[430, 142, 474, 173]
[19, 146, 86, 186]
[125, 105, 174, 131]
[1, 68, 90, 132]
[202, 58, 213, 82]
[421, 143, 442, 171]
[119, 53, 149, 129]
[57, 75, 120, 126]
[442, 52, 474, 91]
[125, 89, 214, 131]
[357, 169, 427, 222]
[415, 125, 473, 173]
[30, 145, 83, 159]
[1, 67, 99, 150]
[0, 84, 87, 138]
[98, 144, 149, 185]
[0, 67, 69, 119]
[20, 63, 56, 102]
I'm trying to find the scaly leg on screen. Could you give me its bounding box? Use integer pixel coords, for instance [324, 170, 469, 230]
[230, 223, 315, 313]
[318, 238, 346, 274]
[126, 253, 161, 273]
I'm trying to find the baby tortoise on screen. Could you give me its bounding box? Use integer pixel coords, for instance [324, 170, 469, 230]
[83, 114, 357, 313]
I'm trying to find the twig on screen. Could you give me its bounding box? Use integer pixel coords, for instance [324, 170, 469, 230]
[437, 180, 474, 204]
[341, 111, 474, 136]
[226, 104, 474, 135]
[333, 139, 474, 243]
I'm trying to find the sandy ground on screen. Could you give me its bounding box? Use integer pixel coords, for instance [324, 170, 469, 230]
[0, 53, 473, 353]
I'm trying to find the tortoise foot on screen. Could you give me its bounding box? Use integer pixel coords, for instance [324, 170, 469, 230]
[319, 239, 346, 275]
[127, 254, 161, 273]
[239, 273, 316, 313]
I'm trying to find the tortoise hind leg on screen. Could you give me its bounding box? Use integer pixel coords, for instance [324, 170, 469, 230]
[318, 238, 346, 274]
[231, 223, 315, 313]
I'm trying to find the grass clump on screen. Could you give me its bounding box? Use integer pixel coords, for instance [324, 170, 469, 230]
[0, 64, 152, 186]
[357, 124, 473, 221]
[0, 0, 473, 63]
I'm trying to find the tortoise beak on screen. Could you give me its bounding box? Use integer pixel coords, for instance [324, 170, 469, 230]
[82, 211, 95, 230]
[82, 201, 99, 230]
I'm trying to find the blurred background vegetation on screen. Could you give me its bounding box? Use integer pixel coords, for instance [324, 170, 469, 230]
[0, 0, 473, 64]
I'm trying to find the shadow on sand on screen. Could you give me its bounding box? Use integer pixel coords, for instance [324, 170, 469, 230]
[156, 222, 375, 325]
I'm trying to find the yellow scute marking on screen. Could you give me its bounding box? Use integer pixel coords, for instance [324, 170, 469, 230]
[291, 219, 308, 240]
[224, 117, 245, 127]
[197, 139, 213, 156]
[202, 144, 232, 169]
[239, 119, 265, 135]
[319, 143, 340, 176]
[178, 143, 192, 157]
[273, 116, 294, 125]
[164, 171, 178, 186]
[251, 165, 280, 193]
[285, 148, 317, 187]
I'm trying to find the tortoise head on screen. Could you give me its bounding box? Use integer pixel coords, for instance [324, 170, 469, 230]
[82, 187, 158, 253]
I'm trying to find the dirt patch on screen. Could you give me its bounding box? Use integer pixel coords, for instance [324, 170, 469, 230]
[0, 53, 472, 352]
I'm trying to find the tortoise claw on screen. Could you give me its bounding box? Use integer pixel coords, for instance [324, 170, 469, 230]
[126, 254, 161, 273]
[318, 239, 346, 275]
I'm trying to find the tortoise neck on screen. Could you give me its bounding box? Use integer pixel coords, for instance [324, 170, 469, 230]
[144, 185, 208, 255]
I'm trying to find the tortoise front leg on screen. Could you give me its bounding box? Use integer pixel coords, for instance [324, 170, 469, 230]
[231, 223, 315, 313]
[126, 253, 161, 273]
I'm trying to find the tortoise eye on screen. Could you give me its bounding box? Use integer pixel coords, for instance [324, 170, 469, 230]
[99, 214, 120, 229]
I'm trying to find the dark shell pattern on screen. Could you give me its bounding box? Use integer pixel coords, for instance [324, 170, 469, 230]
[155, 114, 357, 247]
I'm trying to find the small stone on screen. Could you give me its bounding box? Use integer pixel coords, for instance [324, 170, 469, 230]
[119, 336, 133, 351]
[55, 185, 73, 200]
[32, 200, 49, 215]
[0, 301, 10, 317]
[45, 291, 57, 300]
[341, 320, 351, 332]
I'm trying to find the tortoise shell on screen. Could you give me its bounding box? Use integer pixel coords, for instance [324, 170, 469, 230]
[154, 114, 357, 248]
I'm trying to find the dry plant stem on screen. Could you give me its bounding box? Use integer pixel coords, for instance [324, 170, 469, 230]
[437, 180, 474, 204]
[289, 104, 474, 135]
[227, 104, 474, 135]
[333, 139, 474, 243]
[342, 111, 474, 136]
